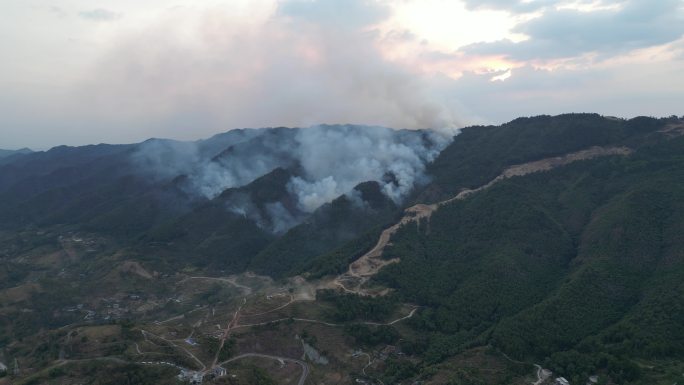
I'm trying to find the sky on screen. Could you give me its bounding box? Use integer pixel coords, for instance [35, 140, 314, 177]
[1, 0, 683, 149]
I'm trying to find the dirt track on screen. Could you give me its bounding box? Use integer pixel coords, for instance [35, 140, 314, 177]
[220, 353, 309, 385]
[334, 145, 632, 295]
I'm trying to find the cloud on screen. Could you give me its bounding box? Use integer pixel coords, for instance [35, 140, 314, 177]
[79, 8, 122, 22]
[2, 0, 682, 149]
[279, 0, 390, 28]
[674, 38, 684, 60]
[460, 0, 629, 14]
[462, 0, 560, 13]
[72, 2, 459, 142]
[462, 0, 684, 61]
[50, 6, 67, 18]
[436, 58, 684, 124]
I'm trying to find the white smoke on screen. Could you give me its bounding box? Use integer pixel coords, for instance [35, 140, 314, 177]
[288, 176, 341, 212]
[131, 129, 293, 198]
[266, 202, 304, 234]
[344, 188, 371, 210]
[191, 158, 281, 199]
[129, 139, 200, 181]
[132, 125, 453, 207]
[287, 125, 452, 212]
[131, 125, 456, 232]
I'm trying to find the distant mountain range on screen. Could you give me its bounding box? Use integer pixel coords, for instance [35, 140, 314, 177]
[2, 114, 684, 384]
[0, 148, 32, 157]
[0, 125, 444, 276]
[0, 147, 32, 163]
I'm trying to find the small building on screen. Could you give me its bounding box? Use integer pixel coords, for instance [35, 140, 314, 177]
[178, 369, 204, 384]
[190, 372, 204, 384]
[0, 362, 7, 373]
[555, 377, 570, 385]
[209, 366, 227, 378]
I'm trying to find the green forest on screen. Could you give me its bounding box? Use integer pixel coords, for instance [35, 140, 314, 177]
[374, 133, 684, 383]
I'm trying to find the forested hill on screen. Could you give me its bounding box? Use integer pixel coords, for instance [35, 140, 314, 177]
[373, 116, 684, 384]
[0, 148, 32, 159]
[1, 114, 684, 384]
[421, 114, 669, 202]
[1, 114, 678, 279]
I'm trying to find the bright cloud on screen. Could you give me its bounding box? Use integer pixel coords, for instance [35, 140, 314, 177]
[0, 0, 682, 149]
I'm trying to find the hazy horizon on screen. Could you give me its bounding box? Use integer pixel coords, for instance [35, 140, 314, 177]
[2, 112, 680, 152]
[2, 0, 683, 149]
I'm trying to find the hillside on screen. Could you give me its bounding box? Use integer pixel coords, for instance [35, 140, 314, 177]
[0, 125, 442, 272]
[1, 114, 684, 385]
[0, 148, 32, 163]
[421, 114, 665, 202]
[374, 124, 684, 383]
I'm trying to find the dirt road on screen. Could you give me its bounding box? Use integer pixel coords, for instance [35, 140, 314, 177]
[532, 364, 552, 385]
[220, 353, 309, 385]
[141, 329, 206, 370]
[234, 306, 419, 330]
[212, 297, 246, 368]
[333, 145, 632, 295]
[183, 276, 253, 295]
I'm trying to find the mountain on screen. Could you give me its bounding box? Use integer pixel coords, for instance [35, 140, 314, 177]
[420, 114, 665, 202]
[249, 180, 399, 278]
[0, 125, 442, 271]
[0, 147, 32, 162]
[373, 115, 684, 383]
[2, 114, 684, 385]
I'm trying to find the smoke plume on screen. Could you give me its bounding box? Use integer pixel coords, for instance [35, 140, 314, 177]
[119, 1, 462, 232]
[287, 125, 450, 212]
[131, 125, 454, 232]
[73, 2, 459, 143]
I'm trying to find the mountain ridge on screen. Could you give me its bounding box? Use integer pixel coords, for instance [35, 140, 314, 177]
[2, 114, 684, 385]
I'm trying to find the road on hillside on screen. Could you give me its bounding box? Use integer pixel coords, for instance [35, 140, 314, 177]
[182, 276, 253, 294]
[333, 145, 633, 295]
[220, 353, 309, 385]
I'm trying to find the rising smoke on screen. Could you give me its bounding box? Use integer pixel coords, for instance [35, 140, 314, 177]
[119, 1, 461, 233]
[287, 125, 451, 212]
[131, 125, 455, 232]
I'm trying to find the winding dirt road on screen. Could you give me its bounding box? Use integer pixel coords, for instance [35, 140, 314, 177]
[234, 307, 419, 330]
[241, 294, 295, 317]
[532, 364, 552, 385]
[182, 276, 253, 295]
[220, 353, 309, 385]
[334, 145, 632, 294]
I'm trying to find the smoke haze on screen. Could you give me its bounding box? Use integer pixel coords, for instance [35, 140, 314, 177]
[131, 125, 454, 232]
[288, 125, 450, 212]
[70, 3, 459, 144]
